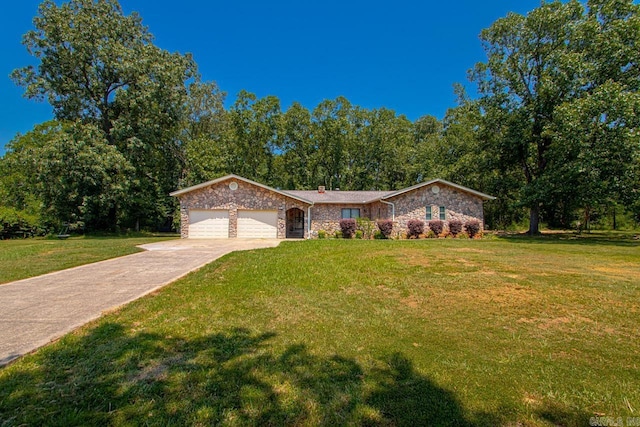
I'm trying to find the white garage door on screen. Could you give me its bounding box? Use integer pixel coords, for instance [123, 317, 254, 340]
[188, 210, 229, 238]
[237, 210, 278, 238]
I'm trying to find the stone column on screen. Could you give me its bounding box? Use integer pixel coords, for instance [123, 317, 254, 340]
[229, 208, 238, 238]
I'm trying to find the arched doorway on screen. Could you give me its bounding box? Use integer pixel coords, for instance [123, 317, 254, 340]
[286, 208, 305, 238]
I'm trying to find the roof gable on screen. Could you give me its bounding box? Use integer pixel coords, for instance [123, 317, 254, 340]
[382, 179, 495, 201]
[169, 174, 314, 204]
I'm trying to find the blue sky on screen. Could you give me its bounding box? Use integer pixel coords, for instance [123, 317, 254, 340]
[1, 1, 544, 155]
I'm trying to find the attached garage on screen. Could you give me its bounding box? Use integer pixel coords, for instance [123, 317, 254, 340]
[188, 209, 229, 238]
[237, 210, 278, 238]
[171, 175, 313, 239]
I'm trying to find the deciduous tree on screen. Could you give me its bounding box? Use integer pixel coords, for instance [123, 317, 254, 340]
[2, 121, 132, 229]
[473, 0, 584, 234]
[12, 0, 195, 229]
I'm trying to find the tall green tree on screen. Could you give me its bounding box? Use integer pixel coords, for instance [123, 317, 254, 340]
[227, 91, 282, 183]
[182, 81, 231, 186]
[409, 114, 441, 185]
[473, 0, 584, 234]
[0, 123, 52, 215]
[12, 0, 196, 229]
[550, 82, 640, 228]
[557, 0, 640, 227]
[474, 0, 640, 233]
[311, 97, 353, 190]
[278, 102, 316, 189]
[441, 92, 526, 229]
[2, 121, 132, 229]
[351, 108, 414, 190]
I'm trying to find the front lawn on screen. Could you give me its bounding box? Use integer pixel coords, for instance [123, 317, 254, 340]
[0, 235, 638, 426]
[0, 234, 178, 284]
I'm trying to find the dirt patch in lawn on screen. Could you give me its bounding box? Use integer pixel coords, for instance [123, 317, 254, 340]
[459, 284, 539, 306]
[400, 294, 422, 310]
[513, 315, 615, 336]
[478, 269, 497, 275]
[389, 283, 540, 318]
[395, 250, 433, 267]
[591, 264, 640, 281]
[449, 247, 489, 254]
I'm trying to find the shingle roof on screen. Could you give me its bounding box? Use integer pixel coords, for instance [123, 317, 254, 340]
[170, 175, 495, 203]
[284, 190, 392, 204]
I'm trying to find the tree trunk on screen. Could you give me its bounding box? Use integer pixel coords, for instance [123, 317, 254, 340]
[528, 206, 541, 235]
[584, 206, 591, 233]
[108, 206, 117, 232]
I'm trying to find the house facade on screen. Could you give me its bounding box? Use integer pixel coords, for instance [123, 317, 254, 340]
[170, 174, 495, 239]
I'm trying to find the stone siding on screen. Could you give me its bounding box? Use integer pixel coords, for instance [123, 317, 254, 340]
[175, 178, 487, 239]
[176, 178, 309, 238]
[390, 184, 484, 235]
[309, 202, 391, 237]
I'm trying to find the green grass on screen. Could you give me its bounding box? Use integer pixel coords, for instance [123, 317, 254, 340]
[0, 233, 638, 426]
[0, 234, 178, 284]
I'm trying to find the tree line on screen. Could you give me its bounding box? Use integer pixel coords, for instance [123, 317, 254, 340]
[1, 0, 638, 235]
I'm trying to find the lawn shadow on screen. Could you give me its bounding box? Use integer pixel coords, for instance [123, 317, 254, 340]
[365, 352, 498, 426]
[534, 400, 592, 427]
[0, 322, 503, 426]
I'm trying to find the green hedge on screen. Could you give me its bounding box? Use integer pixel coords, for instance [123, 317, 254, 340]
[0, 206, 43, 239]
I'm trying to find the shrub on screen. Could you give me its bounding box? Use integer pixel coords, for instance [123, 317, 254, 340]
[318, 230, 327, 239]
[448, 219, 463, 237]
[356, 217, 375, 239]
[465, 220, 481, 238]
[373, 231, 385, 239]
[334, 230, 343, 239]
[355, 230, 364, 239]
[426, 229, 436, 238]
[339, 219, 357, 238]
[0, 206, 43, 239]
[407, 219, 424, 239]
[376, 219, 393, 239]
[428, 220, 444, 236]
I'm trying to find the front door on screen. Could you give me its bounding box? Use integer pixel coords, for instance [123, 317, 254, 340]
[286, 208, 305, 238]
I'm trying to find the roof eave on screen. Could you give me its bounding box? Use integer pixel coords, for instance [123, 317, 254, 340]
[306, 198, 384, 204]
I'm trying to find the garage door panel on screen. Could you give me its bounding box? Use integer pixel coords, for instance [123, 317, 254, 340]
[237, 210, 277, 238]
[189, 210, 229, 238]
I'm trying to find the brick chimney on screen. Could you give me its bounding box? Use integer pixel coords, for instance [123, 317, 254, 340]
[318, 185, 325, 193]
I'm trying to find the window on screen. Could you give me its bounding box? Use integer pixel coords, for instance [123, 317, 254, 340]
[439, 206, 446, 220]
[342, 208, 360, 219]
[425, 207, 432, 221]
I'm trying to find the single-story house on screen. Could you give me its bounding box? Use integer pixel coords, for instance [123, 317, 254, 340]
[170, 174, 495, 239]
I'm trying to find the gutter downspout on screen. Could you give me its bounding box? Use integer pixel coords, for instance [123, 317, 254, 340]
[307, 203, 314, 239]
[380, 199, 395, 221]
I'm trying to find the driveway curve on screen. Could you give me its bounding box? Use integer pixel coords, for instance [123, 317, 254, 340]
[0, 239, 280, 366]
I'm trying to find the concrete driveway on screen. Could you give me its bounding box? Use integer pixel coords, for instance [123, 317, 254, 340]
[0, 239, 280, 366]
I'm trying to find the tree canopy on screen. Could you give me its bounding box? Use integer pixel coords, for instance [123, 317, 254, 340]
[473, 0, 640, 233]
[10, 0, 196, 230]
[2, 0, 639, 234]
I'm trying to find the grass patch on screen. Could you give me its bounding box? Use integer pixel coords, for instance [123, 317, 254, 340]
[0, 235, 638, 425]
[0, 234, 178, 284]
